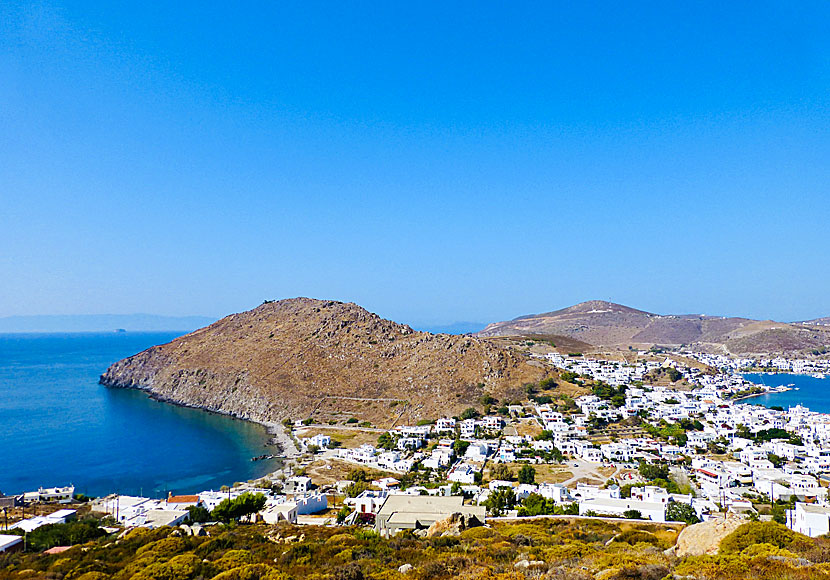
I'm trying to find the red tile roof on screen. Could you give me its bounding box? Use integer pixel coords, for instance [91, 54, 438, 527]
[167, 494, 200, 503]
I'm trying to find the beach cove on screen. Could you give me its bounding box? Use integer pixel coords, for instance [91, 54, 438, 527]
[0, 332, 282, 498]
[742, 372, 830, 414]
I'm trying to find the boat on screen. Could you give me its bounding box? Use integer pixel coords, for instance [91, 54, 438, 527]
[811, 373, 826, 379]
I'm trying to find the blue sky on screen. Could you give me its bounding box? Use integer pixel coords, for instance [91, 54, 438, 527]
[1, 2, 828, 326]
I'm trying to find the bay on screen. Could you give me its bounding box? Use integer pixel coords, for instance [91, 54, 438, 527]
[0, 332, 279, 498]
[742, 372, 830, 414]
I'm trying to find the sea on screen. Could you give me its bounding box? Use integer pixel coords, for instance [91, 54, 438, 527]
[0, 332, 280, 498]
[742, 372, 830, 414]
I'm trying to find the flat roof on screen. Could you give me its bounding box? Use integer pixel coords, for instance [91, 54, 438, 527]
[0, 535, 23, 550]
[581, 498, 665, 511]
[377, 494, 485, 520]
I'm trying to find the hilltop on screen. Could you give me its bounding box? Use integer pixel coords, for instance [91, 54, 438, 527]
[100, 298, 552, 427]
[478, 300, 830, 356]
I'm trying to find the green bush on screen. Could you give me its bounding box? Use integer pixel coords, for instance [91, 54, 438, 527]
[719, 521, 805, 554]
[23, 519, 107, 552]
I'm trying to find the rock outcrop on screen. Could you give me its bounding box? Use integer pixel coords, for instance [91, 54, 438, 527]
[425, 512, 482, 538]
[100, 298, 552, 427]
[674, 516, 745, 557]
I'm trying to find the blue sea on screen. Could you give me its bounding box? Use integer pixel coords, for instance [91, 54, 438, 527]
[0, 332, 279, 498]
[742, 372, 830, 414]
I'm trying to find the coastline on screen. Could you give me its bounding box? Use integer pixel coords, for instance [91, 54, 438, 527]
[100, 377, 301, 481]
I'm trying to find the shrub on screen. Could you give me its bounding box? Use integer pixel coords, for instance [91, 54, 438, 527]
[213, 564, 287, 580]
[333, 562, 363, 580]
[460, 408, 479, 420]
[23, 519, 107, 552]
[613, 530, 660, 547]
[215, 550, 253, 571]
[719, 521, 804, 554]
[490, 464, 514, 481]
[131, 553, 202, 580]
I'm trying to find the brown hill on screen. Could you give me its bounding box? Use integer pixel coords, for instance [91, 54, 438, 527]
[478, 300, 830, 355]
[100, 298, 552, 427]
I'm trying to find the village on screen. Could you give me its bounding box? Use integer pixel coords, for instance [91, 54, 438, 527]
[4, 351, 830, 555]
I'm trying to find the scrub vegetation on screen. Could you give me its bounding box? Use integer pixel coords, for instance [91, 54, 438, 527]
[3, 519, 830, 580]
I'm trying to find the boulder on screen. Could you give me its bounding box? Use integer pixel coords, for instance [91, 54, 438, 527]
[674, 515, 745, 557]
[425, 512, 482, 538]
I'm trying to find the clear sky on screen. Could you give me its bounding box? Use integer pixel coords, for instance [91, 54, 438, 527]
[1, 2, 828, 326]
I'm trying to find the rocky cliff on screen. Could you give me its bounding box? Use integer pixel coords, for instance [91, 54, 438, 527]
[100, 298, 551, 427]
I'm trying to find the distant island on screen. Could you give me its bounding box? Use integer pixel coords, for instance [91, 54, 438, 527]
[0, 314, 217, 333]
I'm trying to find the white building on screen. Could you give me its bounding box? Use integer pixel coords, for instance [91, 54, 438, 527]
[789, 502, 830, 537]
[579, 498, 666, 522]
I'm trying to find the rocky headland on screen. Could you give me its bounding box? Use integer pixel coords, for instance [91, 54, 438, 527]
[100, 298, 552, 428]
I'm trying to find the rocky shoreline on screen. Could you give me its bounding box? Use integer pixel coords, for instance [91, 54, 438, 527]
[100, 373, 302, 461]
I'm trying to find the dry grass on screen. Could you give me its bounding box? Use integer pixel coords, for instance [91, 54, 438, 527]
[514, 418, 543, 438]
[294, 427, 381, 448]
[301, 458, 395, 487]
[596, 466, 618, 478]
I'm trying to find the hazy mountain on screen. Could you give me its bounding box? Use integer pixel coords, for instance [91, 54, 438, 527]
[412, 321, 487, 335]
[0, 314, 217, 333]
[478, 300, 830, 355]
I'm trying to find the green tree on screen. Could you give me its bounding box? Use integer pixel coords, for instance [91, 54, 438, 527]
[378, 432, 395, 450]
[484, 488, 515, 516]
[211, 492, 267, 523]
[638, 462, 669, 481]
[348, 468, 369, 482]
[453, 439, 470, 457]
[344, 481, 369, 498]
[186, 505, 212, 523]
[665, 502, 700, 524]
[535, 430, 554, 441]
[518, 465, 536, 484]
[623, 509, 642, 519]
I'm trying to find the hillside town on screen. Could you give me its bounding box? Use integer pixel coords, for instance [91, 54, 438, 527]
[5, 351, 830, 551]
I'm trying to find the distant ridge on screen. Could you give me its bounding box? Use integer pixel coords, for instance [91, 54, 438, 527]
[478, 300, 830, 356]
[413, 321, 486, 335]
[0, 314, 217, 333]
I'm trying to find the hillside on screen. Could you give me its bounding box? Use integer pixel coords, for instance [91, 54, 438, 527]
[100, 298, 551, 427]
[478, 300, 830, 355]
[1, 517, 827, 580]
